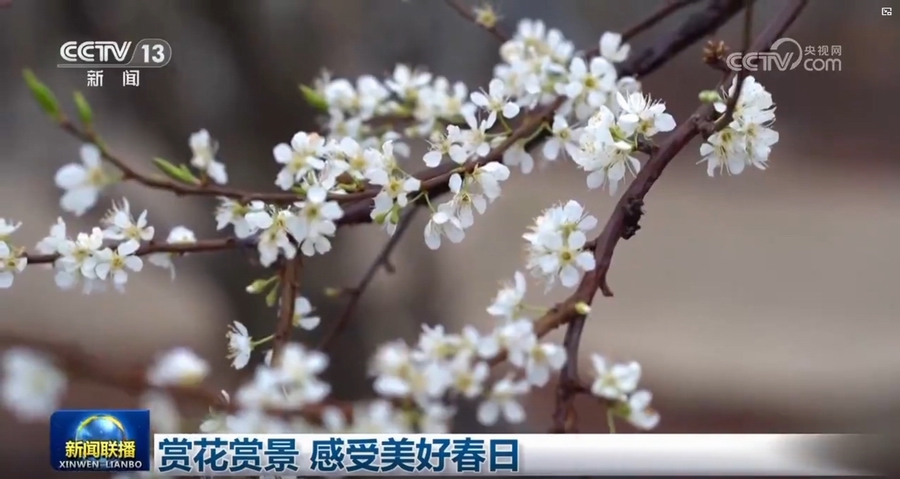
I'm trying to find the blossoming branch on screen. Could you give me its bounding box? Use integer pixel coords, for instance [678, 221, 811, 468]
[1, 0, 807, 457]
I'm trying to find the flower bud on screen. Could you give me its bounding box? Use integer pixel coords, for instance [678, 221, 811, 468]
[245, 276, 275, 294]
[699, 90, 722, 103]
[574, 301, 591, 315]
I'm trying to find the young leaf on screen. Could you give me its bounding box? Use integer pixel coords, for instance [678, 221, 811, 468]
[299, 84, 328, 111]
[265, 282, 281, 307]
[72, 91, 94, 127]
[22, 69, 61, 119]
[152, 157, 199, 184]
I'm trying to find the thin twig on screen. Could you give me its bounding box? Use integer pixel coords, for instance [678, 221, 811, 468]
[548, 0, 808, 433]
[712, 0, 755, 132]
[585, 0, 702, 60]
[0, 0, 799, 428]
[444, 0, 510, 42]
[318, 208, 420, 351]
[338, 0, 747, 226]
[271, 257, 301, 364]
[23, 237, 252, 264]
[0, 333, 352, 423]
[57, 120, 365, 205]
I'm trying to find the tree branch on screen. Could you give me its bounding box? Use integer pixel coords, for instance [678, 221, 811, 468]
[548, 0, 808, 433]
[711, 0, 755, 132]
[337, 0, 746, 226]
[318, 208, 420, 351]
[270, 257, 301, 363]
[444, 0, 510, 42]
[23, 237, 252, 264]
[0, 0, 805, 430]
[57, 119, 365, 205]
[0, 333, 352, 423]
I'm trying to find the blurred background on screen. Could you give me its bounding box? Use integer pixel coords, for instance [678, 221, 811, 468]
[2, 0, 899, 475]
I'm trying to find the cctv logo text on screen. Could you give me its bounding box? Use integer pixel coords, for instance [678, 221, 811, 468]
[726, 38, 841, 72]
[59, 41, 133, 64]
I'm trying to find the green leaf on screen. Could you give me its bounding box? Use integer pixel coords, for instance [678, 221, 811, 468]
[265, 283, 280, 307]
[152, 157, 199, 184]
[22, 69, 61, 119]
[299, 84, 328, 111]
[72, 91, 94, 127]
[246, 276, 278, 294]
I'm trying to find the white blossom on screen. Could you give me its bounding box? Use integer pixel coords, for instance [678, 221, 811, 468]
[262, 343, 331, 406]
[287, 186, 343, 257]
[615, 91, 676, 138]
[227, 321, 254, 370]
[557, 56, 617, 120]
[470, 78, 520, 125]
[487, 271, 528, 322]
[256, 209, 297, 267]
[477, 375, 530, 426]
[1, 348, 66, 421]
[599, 32, 630, 63]
[589, 355, 641, 401]
[447, 173, 487, 229]
[524, 224, 595, 289]
[385, 64, 432, 102]
[35, 217, 68, 255]
[701, 76, 779, 176]
[448, 353, 489, 399]
[101, 199, 155, 250]
[452, 109, 496, 162]
[700, 128, 747, 176]
[189, 129, 228, 185]
[624, 390, 660, 430]
[0, 241, 27, 289]
[146, 226, 197, 279]
[292, 296, 321, 331]
[54, 144, 108, 216]
[0, 218, 22, 240]
[93, 240, 143, 290]
[55, 227, 105, 292]
[423, 127, 458, 167]
[502, 140, 535, 174]
[147, 347, 209, 387]
[214, 198, 267, 238]
[273, 132, 327, 190]
[469, 162, 510, 202]
[573, 117, 640, 195]
[424, 203, 465, 250]
[140, 391, 181, 433]
[542, 115, 581, 161]
[522, 341, 567, 387]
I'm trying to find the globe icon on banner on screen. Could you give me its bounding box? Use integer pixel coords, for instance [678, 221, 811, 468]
[75, 415, 128, 465]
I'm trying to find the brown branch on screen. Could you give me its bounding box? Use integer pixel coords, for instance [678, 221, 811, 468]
[444, 0, 510, 43]
[548, 0, 808, 433]
[0, 0, 803, 431]
[585, 0, 703, 60]
[270, 257, 301, 364]
[337, 0, 746, 227]
[57, 119, 364, 205]
[318, 208, 420, 351]
[23, 237, 251, 264]
[0, 333, 352, 423]
[711, 0, 755, 132]
[623, 0, 703, 41]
